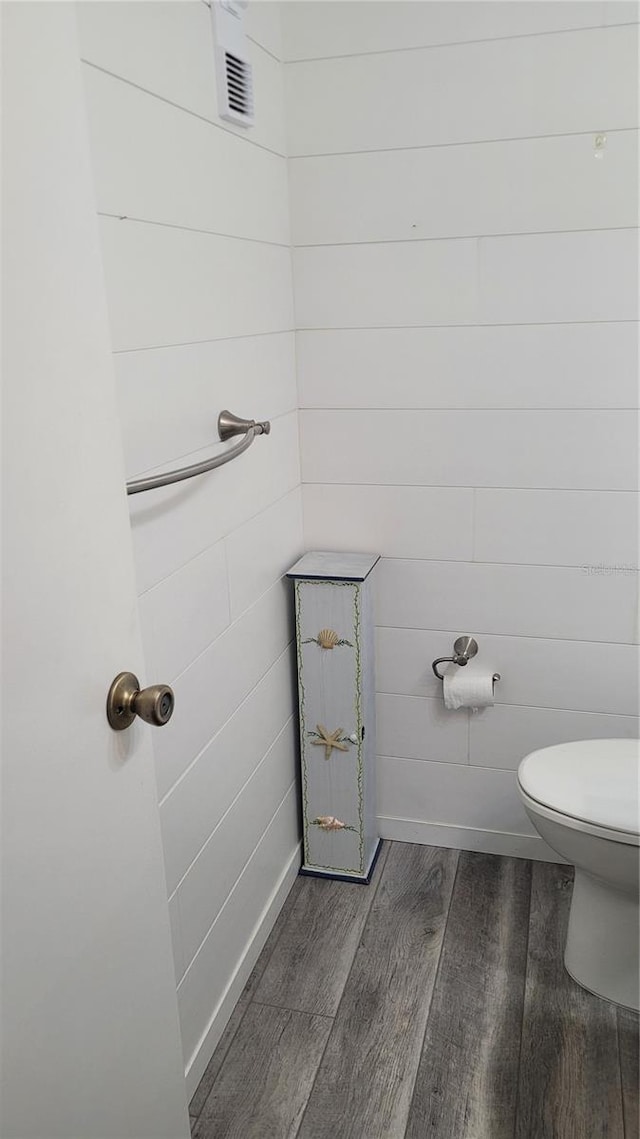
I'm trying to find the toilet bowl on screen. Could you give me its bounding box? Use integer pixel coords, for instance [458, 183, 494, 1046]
[517, 739, 640, 1011]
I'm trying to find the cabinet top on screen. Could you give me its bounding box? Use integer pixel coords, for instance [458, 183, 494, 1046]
[287, 551, 380, 582]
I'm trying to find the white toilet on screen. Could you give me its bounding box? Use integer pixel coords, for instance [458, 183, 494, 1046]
[518, 738, 640, 1011]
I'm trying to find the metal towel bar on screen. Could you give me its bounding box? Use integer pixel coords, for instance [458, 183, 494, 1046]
[126, 410, 271, 496]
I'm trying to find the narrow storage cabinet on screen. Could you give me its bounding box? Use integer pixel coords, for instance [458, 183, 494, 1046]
[287, 552, 381, 882]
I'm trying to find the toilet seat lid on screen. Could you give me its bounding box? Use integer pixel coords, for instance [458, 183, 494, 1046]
[518, 739, 640, 838]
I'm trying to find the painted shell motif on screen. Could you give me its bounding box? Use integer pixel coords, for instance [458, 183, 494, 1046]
[312, 816, 356, 832]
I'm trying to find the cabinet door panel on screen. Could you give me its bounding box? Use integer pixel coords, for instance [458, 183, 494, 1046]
[295, 580, 365, 875]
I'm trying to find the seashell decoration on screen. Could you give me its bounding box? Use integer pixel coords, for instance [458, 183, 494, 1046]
[317, 628, 341, 649]
[312, 815, 356, 832]
[302, 629, 354, 650]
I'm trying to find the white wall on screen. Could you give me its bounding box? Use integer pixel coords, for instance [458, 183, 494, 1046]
[285, 1, 640, 856]
[77, 1, 302, 1095]
[74, 0, 639, 1093]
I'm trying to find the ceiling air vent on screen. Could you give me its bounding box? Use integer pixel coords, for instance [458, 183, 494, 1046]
[224, 50, 254, 121]
[211, 1, 254, 128]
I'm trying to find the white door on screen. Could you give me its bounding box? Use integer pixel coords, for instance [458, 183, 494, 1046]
[1, 5, 190, 1137]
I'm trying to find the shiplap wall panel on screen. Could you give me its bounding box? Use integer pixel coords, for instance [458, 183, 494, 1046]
[377, 757, 538, 837]
[304, 486, 638, 568]
[226, 489, 303, 619]
[246, 1, 282, 59]
[291, 131, 639, 246]
[152, 580, 293, 801]
[176, 786, 299, 1080]
[375, 559, 637, 645]
[377, 693, 468, 765]
[116, 332, 296, 481]
[129, 411, 300, 594]
[294, 229, 637, 329]
[478, 228, 638, 325]
[83, 66, 290, 244]
[177, 718, 298, 966]
[100, 218, 293, 352]
[139, 539, 230, 684]
[469, 704, 640, 770]
[603, 1, 640, 24]
[302, 485, 474, 562]
[296, 324, 639, 410]
[286, 24, 638, 155]
[160, 651, 295, 896]
[381, 695, 640, 772]
[78, 0, 302, 1092]
[286, 0, 640, 852]
[282, 1, 636, 60]
[300, 409, 637, 491]
[168, 895, 185, 986]
[294, 239, 479, 328]
[473, 489, 639, 566]
[376, 627, 639, 716]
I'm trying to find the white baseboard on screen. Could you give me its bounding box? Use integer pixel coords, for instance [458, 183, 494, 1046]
[184, 842, 301, 1102]
[378, 815, 563, 863]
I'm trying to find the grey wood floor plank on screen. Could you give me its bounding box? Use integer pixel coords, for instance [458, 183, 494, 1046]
[405, 851, 531, 1139]
[618, 1007, 639, 1139]
[296, 842, 459, 1139]
[254, 842, 390, 1017]
[192, 1003, 332, 1139]
[189, 874, 304, 1120]
[515, 862, 624, 1139]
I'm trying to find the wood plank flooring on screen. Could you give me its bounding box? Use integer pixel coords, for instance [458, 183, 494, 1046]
[619, 1006, 640, 1139]
[192, 1004, 332, 1139]
[190, 843, 639, 1139]
[405, 851, 531, 1139]
[254, 841, 391, 1017]
[296, 844, 458, 1139]
[188, 869, 305, 1120]
[515, 863, 625, 1139]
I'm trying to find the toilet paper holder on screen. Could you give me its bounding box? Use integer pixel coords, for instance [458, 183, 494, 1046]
[432, 636, 500, 683]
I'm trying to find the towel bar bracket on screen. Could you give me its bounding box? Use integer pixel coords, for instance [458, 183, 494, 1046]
[125, 409, 271, 496]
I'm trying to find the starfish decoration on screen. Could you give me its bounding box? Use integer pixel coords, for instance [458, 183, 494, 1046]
[310, 724, 350, 760]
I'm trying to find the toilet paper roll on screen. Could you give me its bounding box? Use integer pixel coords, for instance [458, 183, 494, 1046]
[443, 666, 496, 712]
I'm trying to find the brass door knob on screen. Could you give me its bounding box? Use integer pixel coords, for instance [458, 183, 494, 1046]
[107, 672, 175, 731]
